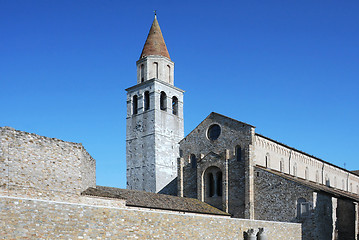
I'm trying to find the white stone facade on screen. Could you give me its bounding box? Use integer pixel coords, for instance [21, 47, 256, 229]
[254, 134, 359, 194]
[126, 54, 184, 193]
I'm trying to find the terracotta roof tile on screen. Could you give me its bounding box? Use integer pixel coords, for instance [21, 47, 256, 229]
[140, 16, 171, 60]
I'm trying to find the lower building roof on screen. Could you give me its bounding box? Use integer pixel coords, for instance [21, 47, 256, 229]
[82, 186, 230, 216]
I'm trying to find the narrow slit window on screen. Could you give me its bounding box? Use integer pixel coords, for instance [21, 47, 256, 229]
[154, 62, 158, 79]
[144, 91, 150, 111]
[172, 96, 178, 115]
[191, 154, 196, 169]
[236, 146, 241, 161]
[132, 95, 138, 115]
[140, 64, 144, 82]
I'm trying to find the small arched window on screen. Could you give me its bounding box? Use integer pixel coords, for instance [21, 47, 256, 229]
[325, 175, 330, 186]
[190, 154, 196, 169]
[236, 146, 242, 161]
[305, 167, 309, 180]
[132, 95, 138, 115]
[293, 163, 297, 176]
[144, 91, 150, 111]
[316, 170, 319, 182]
[154, 62, 159, 79]
[280, 159, 284, 172]
[160, 91, 167, 111]
[140, 64, 144, 82]
[265, 154, 270, 168]
[172, 96, 178, 115]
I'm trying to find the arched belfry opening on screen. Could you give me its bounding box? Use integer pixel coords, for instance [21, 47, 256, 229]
[160, 91, 167, 111]
[204, 166, 223, 210]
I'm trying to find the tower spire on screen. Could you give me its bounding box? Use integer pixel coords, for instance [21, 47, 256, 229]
[140, 15, 170, 60]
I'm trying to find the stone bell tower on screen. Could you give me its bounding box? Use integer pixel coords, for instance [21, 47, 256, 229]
[126, 15, 184, 193]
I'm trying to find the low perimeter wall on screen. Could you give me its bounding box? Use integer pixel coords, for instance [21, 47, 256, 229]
[0, 195, 301, 239]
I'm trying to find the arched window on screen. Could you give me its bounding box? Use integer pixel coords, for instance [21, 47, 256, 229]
[334, 176, 337, 188]
[205, 166, 222, 198]
[154, 62, 158, 78]
[144, 91, 150, 111]
[236, 146, 242, 161]
[316, 170, 319, 182]
[265, 154, 270, 168]
[160, 91, 167, 111]
[208, 173, 214, 197]
[325, 175, 330, 186]
[190, 154, 196, 169]
[172, 96, 178, 115]
[132, 95, 138, 115]
[293, 163, 297, 176]
[140, 64, 144, 82]
[280, 159, 284, 172]
[305, 167, 309, 180]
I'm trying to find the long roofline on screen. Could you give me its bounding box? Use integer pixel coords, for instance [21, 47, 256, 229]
[256, 133, 359, 177]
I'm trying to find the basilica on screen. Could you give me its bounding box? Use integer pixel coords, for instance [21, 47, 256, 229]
[1, 15, 358, 240]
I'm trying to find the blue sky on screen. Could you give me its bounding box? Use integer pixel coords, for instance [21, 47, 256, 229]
[1, 1, 358, 188]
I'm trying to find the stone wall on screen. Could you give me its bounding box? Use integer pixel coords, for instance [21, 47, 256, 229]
[126, 78, 184, 193]
[0, 127, 96, 195]
[0, 194, 302, 240]
[178, 113, 254, 218]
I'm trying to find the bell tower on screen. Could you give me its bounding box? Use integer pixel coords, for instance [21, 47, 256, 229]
[126, 15, 184, 193]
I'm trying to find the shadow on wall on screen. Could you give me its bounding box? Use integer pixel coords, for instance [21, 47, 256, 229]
[243, 228, 267, 240]
[158, 178, 177, 196]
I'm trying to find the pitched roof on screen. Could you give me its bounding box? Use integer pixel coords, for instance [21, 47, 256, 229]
[82, 186, 230, 216]
[140, 15, 171, 60]
[257, 165, 359, 202]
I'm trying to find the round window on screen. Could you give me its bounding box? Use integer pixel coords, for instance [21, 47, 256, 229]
[207, 124, 221, 141]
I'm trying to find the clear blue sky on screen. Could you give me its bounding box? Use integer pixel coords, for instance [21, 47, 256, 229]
[1, 1, 358, 188]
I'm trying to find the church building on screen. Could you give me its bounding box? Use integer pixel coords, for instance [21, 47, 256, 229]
[127, 15, 359, 240]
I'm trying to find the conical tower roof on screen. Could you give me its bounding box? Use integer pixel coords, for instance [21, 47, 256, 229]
[140, 15, 171, 60]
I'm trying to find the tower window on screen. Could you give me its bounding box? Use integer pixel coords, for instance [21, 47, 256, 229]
[154, 62, 159, 79]
[236, 146, 241, 161]
[140, 64, 144, 83]
[144, 91, 150, 111]
[167, 65, 171, 82]
[132, 95, 138, 115]
[190, 154, 196, 169]
[160, 91, 167, 111]
[172, 96, 178, 115]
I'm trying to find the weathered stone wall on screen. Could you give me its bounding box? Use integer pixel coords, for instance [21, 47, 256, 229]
[254, 134, 359, 194]
[179, 113, 254, 218]
[126, 78, 184, 193]
[0, 127, 96, 195]
[0, 194, 302, 240]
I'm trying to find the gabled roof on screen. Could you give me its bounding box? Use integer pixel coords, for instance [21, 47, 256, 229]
[257, 166, 359, 202]
[82, 186, 229, 216]
[140, 15, 171, 60]
[180, 112, 255, 144]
